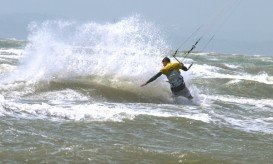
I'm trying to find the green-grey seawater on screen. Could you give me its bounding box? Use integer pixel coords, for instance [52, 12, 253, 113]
[0, 21, 273, 164]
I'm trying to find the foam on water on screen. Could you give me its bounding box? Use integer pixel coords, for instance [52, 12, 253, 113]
[223, 117, 273, 133]
[223, 63, 241, 69]
[191, 63, 273, 84]
[0, 49, 23, 73]
[199, 94, 273, 133]
[206, 94, 273, 108]
[0, 48, 23, 56]
[24, 89, 90, 104]
[0, 94, 210, 123]
[0, 64, 16, 73]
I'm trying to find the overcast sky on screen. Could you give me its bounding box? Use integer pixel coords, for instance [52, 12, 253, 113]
[0, 0, 272, 55]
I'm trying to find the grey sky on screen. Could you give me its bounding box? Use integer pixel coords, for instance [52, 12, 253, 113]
[0, 0, 272, 55]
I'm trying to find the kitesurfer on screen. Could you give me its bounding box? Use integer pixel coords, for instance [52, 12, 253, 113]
[141, 57, 193, 100]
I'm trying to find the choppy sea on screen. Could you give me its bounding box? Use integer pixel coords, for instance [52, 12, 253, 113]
[0, 16, 273, 163]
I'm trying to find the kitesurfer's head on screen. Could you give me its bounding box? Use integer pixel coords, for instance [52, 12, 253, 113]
[162, 57, 170, 66]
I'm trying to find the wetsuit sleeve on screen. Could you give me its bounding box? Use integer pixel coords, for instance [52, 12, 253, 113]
[146, 72, 162, 84]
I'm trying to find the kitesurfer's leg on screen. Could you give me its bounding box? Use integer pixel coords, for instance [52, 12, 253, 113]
[173, 87, 193, 100]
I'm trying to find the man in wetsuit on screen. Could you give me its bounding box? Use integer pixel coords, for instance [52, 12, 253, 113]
[140, 57, 193, 100]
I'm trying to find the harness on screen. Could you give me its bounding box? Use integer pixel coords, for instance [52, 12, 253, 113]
[166, 69, 185, 91]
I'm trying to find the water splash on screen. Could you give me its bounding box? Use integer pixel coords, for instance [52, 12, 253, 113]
[12, 16, 170, 85]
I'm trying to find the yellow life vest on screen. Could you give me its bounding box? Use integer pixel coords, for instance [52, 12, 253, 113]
[160, 62, 184, 88]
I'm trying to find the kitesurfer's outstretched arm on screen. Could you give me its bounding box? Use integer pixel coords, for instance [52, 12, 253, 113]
[140, 72, 162, 87]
